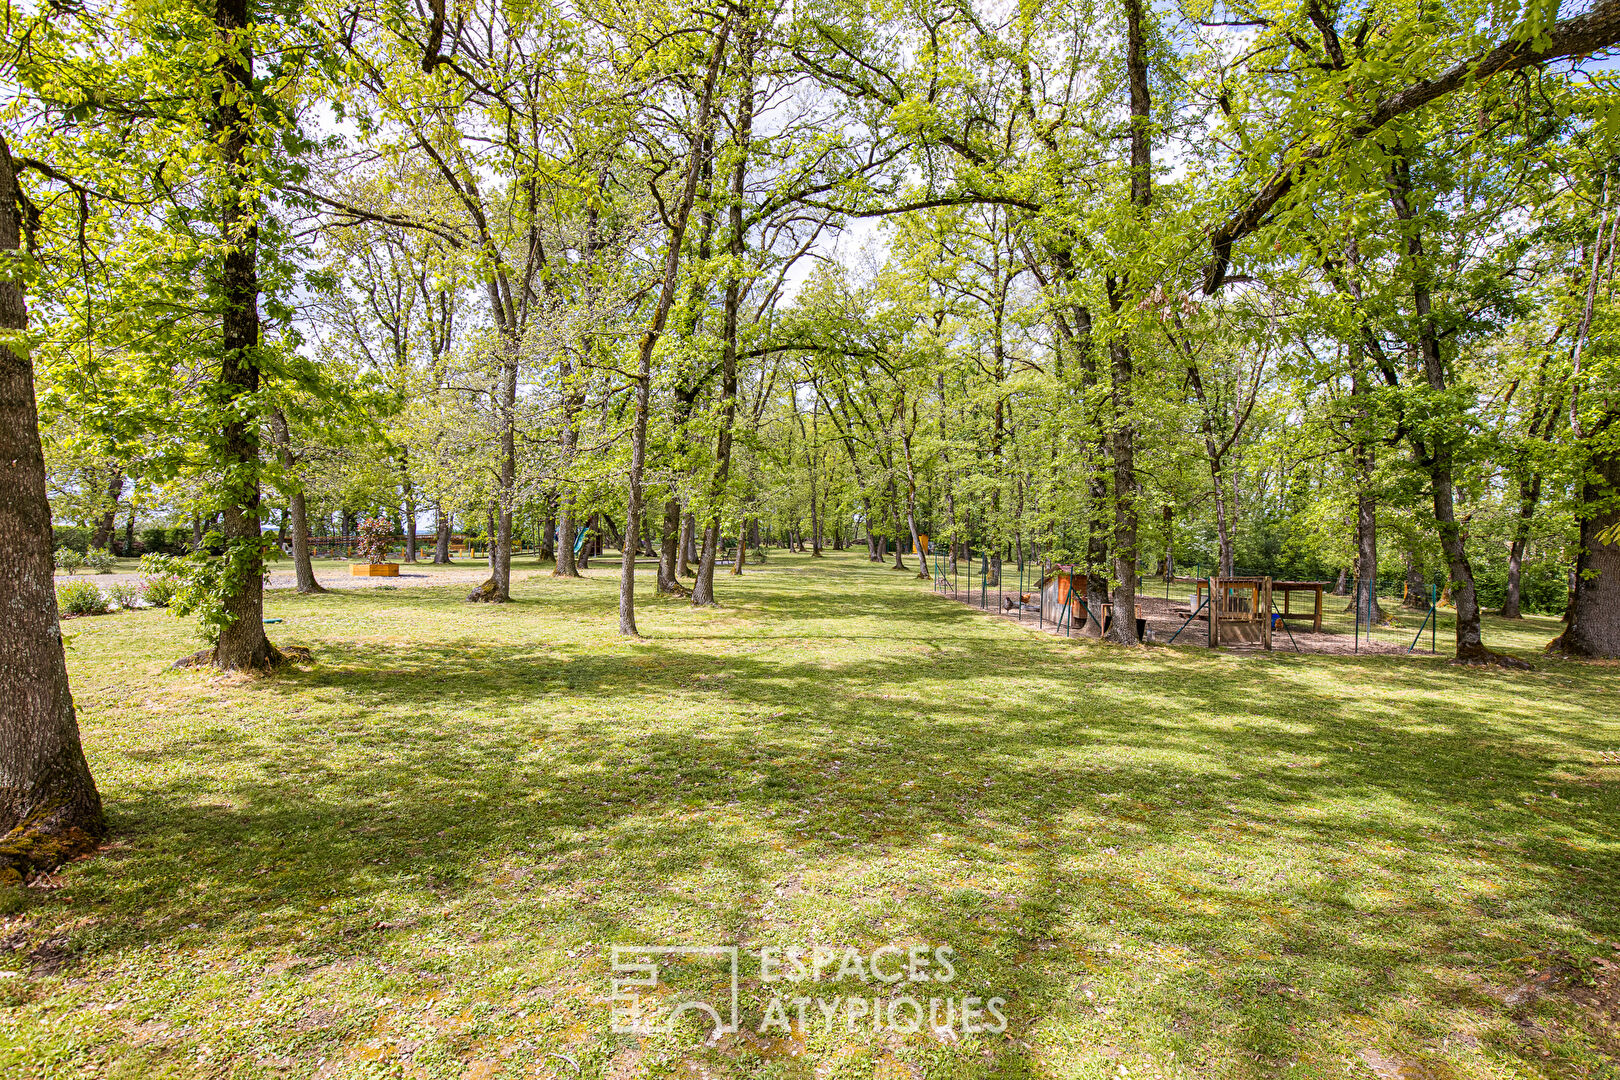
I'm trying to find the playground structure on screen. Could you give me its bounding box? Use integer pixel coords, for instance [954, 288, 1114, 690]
[1180, 577, 1274, 648]
[933, 553, 1144, 642]
[929, 549, 1441, 656]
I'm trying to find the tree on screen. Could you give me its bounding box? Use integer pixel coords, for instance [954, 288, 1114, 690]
[0, 133, 106, 881]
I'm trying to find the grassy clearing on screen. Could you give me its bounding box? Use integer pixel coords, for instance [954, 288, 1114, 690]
[6, 551, 1618, 1079]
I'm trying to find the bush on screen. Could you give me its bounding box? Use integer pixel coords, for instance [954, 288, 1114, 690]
[54, 547, 86, 574]
[57, 580, 109, 616]
[141, 573, 179, 608]
[355, 516, 397, 564]
[84, 547, 117, 574]
[106, 581, 144, 610]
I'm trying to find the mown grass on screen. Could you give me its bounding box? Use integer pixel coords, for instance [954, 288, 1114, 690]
[6, 551, 1618, 1079]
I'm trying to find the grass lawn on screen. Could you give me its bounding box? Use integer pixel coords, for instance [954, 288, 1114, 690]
[9, 551, 1620, 1079]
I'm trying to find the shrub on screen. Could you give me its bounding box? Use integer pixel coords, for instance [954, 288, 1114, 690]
[54, 547, 86, 574]
[141, 573, 179, 608]
[52, 526, 91, 554]
[57, 580, 109, 616]
[85, 547, 117, 574]
[355, 516, 397, 564]
[106, 581, 144, 610]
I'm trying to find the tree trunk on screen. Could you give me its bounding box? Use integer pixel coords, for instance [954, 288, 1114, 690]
[270, 409, 326, 595]
[472, 352, 516, 603]
[658, 497, 684, 593]
[1502, 472, 1542, 618]
[204, 0, 279, 670]
[637, 19, 732, 625]
[679, 510, 696, 577]
[89, 469, 122, 552]
[123, 507, 136, 557]
[1551, 437, 1620, 656]
[0, 133, 107, 881]
[1404, 555, 1428, 610]
[402, 465, 417, 564]
[730, 516, 747, 575]
[1388, 162, 1501, 663]
[433, 505, 451, 563]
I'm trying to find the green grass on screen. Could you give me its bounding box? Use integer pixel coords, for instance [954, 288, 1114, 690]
[7, 551, 1619, 1079]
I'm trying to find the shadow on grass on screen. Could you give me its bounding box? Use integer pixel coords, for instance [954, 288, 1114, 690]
[33, 553, 1620, 1077]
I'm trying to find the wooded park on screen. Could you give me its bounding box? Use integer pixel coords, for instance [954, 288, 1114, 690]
[3, 0, 1620, 1075]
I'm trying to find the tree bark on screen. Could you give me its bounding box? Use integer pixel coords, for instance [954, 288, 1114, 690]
[433, 504, 451, 563]
[270, 408, 326, 594]
[1551, 435, 1620, 657]
[1102, 0, 1149, 646]
[471, 350, 516, 603]
[678, 510, 696, 577]
[658, 497, 684, 593]
[205, 0, 279, 670]
[0, 132, 107, 881]
[1502, 471, 1541, 618]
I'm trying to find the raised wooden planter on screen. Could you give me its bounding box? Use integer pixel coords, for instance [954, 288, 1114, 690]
[351, 563, 400, 577]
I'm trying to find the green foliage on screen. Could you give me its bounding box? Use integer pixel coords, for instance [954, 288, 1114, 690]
[141, 537, 272, 643]
[105, 581, 145, 610]
[138, 527, 191, 556]
[53, 547, 86, 574]
[84, 548, 117, 574]
[55, 580, 109, 616]
[51, 526, 91, 554]
[140, 573, 179, 608]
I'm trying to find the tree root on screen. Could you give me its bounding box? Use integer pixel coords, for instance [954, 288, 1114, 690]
[466, 579, 510, 603]
[0, 805, 105, 887]
[172, 643, 313, 672]
[1451, 644, 1535, 670]
[1544, 631, 1617, 660]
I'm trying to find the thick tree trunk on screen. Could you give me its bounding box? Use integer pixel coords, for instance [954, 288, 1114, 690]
[658, 497, 684, 593]
[1551, 438, 1620, 656]
[433, 505, 451, 564]
[123, 508, 135, 557]
[204, 0, 279, 671]
[0, 133, 107, 881]
[678, 510, 696, 577]
[270, 409, 326, 594]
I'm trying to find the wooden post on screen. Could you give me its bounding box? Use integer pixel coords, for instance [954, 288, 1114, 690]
[1208, 575, 1218, 648]
[1262, 577, 1273, 651]
[1313, 584, 1323, 633]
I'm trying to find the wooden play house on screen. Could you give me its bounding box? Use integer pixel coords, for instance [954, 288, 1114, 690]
[1196, 576, 1273, 648]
